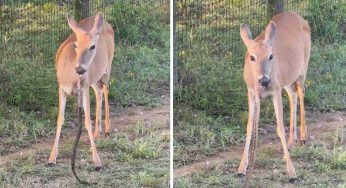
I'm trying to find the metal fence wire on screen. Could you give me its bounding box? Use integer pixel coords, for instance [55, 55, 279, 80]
[174, 0, 343, 79]
[0, 0, 168, 62]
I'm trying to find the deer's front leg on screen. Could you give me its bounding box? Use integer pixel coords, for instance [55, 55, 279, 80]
[82, 87, 102, 170]
[49, 87, 67, 165]
[272, 90, 297, 182]
[238, 91, 259, 176]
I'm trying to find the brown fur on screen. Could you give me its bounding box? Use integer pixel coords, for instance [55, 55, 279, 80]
[238, 12, 311, 181]
[49, 14, 115, 171]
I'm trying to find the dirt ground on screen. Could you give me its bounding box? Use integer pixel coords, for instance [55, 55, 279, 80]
[174, 110, 346, 187]
[0, 96, 170, 187]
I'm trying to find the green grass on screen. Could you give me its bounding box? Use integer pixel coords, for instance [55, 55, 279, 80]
[174, 0, 346, 162]
[0, 119, 170, 187]
[174, 124, 346, 187]
[174, 106, 244, 167]
[174, 42, 346, 167]
[0, 1, 169, 154]
[174, 0, 346, 186]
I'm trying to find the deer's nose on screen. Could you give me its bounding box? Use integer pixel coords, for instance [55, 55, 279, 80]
[259, 77, 270, 87]
[76, 66, 86, 75]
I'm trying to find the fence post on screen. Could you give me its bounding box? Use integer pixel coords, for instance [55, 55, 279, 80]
[74, 0, 89, 21]
[267, 0, 284, 20]
[74, 0, 82, 21]
[82, 0, 90, 18]
[173, 1, 178, 85]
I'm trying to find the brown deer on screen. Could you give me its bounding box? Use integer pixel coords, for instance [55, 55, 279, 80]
[237, 12, 311, 182]
[48, 13, 115, 170]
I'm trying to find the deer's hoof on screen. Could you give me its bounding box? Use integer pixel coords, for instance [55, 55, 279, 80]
[237, 172, 246, 178]
[93, 133, 100, 140]
[289, 177, 298, 183]
[48, 162, 56, 167]
[95, 166, 102, 172]
[299, 139, 307, 146]
[287, 139, 296, 149]
[105, 132, 110, 138]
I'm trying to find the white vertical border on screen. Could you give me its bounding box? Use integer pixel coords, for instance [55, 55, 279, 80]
[169, 0, 174, 187]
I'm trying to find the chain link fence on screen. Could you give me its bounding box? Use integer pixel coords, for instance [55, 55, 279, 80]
[174, 0, 343, 84]
[0, 0, 168, 62]
[174, 0, 345, 117]
[0, 0, 169, 113]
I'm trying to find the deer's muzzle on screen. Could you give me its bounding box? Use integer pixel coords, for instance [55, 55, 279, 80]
[76, 66, 86, 75]
[259, 77, 270, 87]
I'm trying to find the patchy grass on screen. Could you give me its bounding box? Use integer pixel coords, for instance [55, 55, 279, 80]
[174, 113, 346, 187]
[174, 41, 346, 169]
[0, 105, 170, 187]
[174, 106, 244, 168]
[174, 1, 346, 185]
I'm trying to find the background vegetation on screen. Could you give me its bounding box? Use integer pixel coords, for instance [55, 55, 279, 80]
[0, 0, 169, 154]
[0, 0, 170, 187]
[174, 0, 345, 185]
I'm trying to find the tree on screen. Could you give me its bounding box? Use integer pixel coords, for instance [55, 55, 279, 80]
[74, 0, 89, 21]
[267, 0, 284, 21]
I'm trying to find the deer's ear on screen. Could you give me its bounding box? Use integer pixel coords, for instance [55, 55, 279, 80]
[67, 14, 84, 34]
[240, 23, 253, 47]
[264, 21, 277, 46]
[91, 13, 103, 35]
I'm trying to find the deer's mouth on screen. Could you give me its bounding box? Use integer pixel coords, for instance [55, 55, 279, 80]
[257, 84, 268, 91]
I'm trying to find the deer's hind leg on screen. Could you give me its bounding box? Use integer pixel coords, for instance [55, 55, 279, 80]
[284, 85, 298, 149]
[100, 65, 112, 138]
[296, 81, 308, 144]
[102, 82, 111, 137]
[92, 83, 103, 139]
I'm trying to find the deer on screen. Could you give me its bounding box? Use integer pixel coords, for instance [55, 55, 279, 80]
[48, 13, 115, 172]
[237, 12, 311, 182]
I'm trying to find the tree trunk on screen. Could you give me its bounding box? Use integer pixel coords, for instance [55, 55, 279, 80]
[267, 0, 284, 21]
[82, 0, 90, 18]
[74, 0, 82, 21]
[173, 1, 178, 85]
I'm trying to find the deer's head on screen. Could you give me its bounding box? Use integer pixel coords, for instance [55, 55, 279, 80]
[67, 13, 103, 76]
[240, 21, 277, 89]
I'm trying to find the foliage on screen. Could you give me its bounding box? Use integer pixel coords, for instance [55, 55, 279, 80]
[174, 0, 346, 180]
[110, 0, 168, 46]
[0, 1, 169, 152]
[305, 0, 345, 44]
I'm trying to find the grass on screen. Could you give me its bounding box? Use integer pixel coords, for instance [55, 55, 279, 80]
[0, 118, 170, 187]
[174, 41, 346, 167]
[174, 0, 346, 186]
[0, 1, 169, 154]
[174, 119, 346, 187]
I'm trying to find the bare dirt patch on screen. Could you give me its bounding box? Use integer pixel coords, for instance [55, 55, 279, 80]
[0, 96, 169, 167]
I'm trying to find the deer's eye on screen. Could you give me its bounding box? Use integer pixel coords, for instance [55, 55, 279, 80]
[250, 55, 255, 62]
[89, 45, 96, 51]
[73, 43, 77, 49]
[269, 54, 274, 60]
